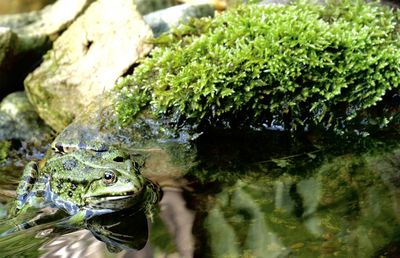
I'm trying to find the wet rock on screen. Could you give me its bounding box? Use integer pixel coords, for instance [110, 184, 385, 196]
[0, 0, 92, 99]
[25, 0, 153, 132]
[144, 3, 215, 37]
[0, 91, 52, 141]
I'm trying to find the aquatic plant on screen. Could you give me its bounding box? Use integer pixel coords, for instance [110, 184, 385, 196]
[115, 0, 400, 132]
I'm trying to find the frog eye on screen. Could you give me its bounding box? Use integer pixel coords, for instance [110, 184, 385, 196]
[103, 171, 116, 185]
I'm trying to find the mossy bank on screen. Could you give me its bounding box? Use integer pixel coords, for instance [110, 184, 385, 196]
[115, 0, 400, 133]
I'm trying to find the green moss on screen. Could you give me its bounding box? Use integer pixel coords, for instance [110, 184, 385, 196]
[0, 141, 11, 163]
[115, 0, 400, 132]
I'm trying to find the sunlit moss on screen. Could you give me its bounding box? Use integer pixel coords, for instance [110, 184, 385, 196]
[115, 0, 400, 131]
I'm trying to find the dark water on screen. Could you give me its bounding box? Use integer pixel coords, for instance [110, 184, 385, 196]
[0, 132, 399, 258]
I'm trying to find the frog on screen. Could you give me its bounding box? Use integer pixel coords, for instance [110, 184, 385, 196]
[2, 99, 194, 241]
[7, 135, 160, 231]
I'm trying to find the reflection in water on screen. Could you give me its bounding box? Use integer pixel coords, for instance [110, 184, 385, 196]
[204, 185, 289, 258]
[158, 187, 195, 258]
[0, 140, 399, 257]
[190, 147, 400, 257]
[0, 207, 149, 256]
[39, 208, 149, 256]
[0, 182, 197, 257]
[87, 208, 148, 252]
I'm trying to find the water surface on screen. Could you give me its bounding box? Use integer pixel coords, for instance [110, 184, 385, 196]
[0, 132, 399, 257]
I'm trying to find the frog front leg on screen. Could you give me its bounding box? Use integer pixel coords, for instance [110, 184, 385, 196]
[9, 161, 42, 216]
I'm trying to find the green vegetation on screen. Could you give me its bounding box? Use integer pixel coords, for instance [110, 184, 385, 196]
[0, 141, 10, 163]
[115, 0, 400, 132]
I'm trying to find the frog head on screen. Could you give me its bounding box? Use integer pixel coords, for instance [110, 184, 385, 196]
[40, 143, 156, 215]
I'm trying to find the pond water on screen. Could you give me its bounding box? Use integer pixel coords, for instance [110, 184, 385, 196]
[0, 131, 399, 257]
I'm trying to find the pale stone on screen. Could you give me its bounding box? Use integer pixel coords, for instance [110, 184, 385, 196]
[25, 0, 153, 131]
[0, 0, 92, 38]
[0, 0, 92, 98]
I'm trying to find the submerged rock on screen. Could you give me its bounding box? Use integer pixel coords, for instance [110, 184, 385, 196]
[24, 0, 153, 132]
[0, 91, 52, 142]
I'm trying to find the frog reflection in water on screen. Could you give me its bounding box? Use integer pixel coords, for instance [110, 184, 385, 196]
[9, 138, 159, 227]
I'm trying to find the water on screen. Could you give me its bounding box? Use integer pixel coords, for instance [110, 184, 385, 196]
[0, 131, 399, 257]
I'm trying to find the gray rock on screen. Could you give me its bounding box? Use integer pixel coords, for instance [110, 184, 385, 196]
[144, 3, 215, 37]
[24, 0, 153, 132]
[0, 0, 92, 37]
[0, 0, 93, 99]
[136, 0, 178, 15]
[0, 91, 52, 141]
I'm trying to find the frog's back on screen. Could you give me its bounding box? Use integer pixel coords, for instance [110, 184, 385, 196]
[56, 98, 197, 179]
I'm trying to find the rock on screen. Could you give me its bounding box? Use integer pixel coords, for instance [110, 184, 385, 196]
[0, 0, 92, 37]
[0, 0, 92, 99]
[0, 91, 52, 141]
[0, 28, 17, 63]
[136, 0, 178, 15]
[0, 27, 18, 97]
[136, 0, 226, 16]
[144, 3, 215, 37]
[0, 0, 55, 14]
[24, 0, 153, 132]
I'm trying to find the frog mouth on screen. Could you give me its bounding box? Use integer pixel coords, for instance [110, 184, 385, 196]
[85, 191, 144, 210]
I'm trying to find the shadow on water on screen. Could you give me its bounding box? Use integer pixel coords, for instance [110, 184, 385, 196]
[0, 129, 399, 257]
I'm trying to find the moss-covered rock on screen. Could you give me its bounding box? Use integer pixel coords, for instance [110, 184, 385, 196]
[115, 0, 400, 132]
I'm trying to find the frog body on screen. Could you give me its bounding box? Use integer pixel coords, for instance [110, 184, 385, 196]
[9, 135, 159, 227]
[5, 100, 194, 236]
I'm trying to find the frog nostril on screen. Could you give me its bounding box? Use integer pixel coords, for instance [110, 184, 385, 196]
[113, 156, 124, 162]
